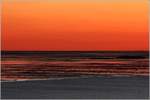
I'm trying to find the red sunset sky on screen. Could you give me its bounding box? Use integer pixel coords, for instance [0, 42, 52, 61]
[2, 0, 149, 51]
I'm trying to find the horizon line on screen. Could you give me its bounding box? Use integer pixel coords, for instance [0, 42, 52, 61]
[1, 50, 149, 52]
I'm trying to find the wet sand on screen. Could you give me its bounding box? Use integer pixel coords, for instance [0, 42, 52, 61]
[1, 76, 149, 99]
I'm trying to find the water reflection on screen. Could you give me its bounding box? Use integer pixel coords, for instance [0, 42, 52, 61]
[1, 51, 149, 81]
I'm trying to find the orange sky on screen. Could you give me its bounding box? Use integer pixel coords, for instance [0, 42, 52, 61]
[2, 0, 149, 51]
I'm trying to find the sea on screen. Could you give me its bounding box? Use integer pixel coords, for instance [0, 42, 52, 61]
[1, 51, 149, 82]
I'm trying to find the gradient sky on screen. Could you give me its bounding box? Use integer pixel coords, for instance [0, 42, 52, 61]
[2, 0, 149, 51]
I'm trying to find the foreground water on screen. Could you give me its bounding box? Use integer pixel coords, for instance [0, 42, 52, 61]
[1, 51, 149, 81]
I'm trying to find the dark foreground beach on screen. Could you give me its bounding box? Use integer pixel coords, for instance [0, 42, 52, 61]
[1, 76, 149, 99]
